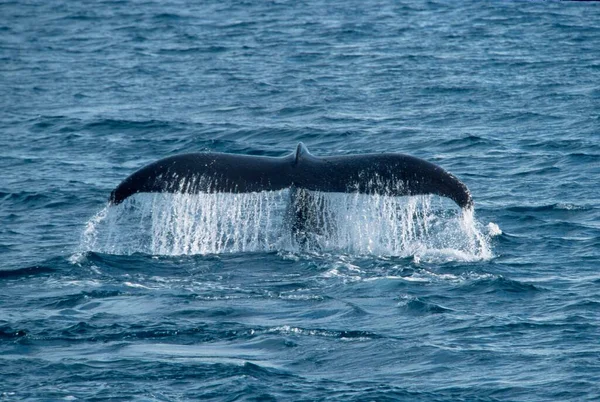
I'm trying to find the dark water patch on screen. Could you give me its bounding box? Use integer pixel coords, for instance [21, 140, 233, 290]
[314, 385, 440, 402]
[27, 115, 75, 133]
[54, 12, 102, 22]
[0, 265, 55, 280]
[506, 203, 592, 213]
[492, 111, 566, 125]
[511, 166, 561, 177]
[0, 359, 297, 400]
[78, 251, 256, 279]
[0, 244, 13, 254]
[2, 191, 90, 215]
[81, 252, 170, 273]
[0, 255, 75, 279]
[158, 45, 228, 55]
[519, 137, 594, 152]
[275, 105, 321, 117]
[398, 297, 455, 315]
[458, 276, 543, 295]
[471, 319, 599, 338]
[561, 152, 600, 166]
[152, 12, 190, 21]
[25, 321, 218, 344]
[0, 191, 52, 206]
[82, 118, 186, 134]
[421, 85, 481, 96]
[439, 135, 498, 147]
[42, 290, 124, 309]
[561, 299, 600, 313]
[0, 326, 27, 339]
[57, 321, 219, 343]
[263, 326, 382, 341]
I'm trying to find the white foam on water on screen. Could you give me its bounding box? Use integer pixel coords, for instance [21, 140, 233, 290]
[76, 190, 494, 261]
[487, 222, 502, 237]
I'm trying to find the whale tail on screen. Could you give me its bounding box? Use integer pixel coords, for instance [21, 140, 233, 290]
[109, 143, 472, 209]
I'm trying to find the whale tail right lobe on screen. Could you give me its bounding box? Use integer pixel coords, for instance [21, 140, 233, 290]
[293, 150, 473, 209]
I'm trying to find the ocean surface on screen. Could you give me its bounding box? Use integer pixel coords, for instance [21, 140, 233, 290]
[1, 0, 600, 400]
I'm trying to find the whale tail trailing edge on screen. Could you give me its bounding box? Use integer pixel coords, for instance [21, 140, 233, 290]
[109, 143, 472, 209]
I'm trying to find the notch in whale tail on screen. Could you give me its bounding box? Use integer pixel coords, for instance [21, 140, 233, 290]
[109, 143, 473, 209]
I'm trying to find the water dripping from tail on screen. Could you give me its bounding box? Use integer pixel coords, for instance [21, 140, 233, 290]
[75, 190, 494, 261]
[287, 191, 492, 261]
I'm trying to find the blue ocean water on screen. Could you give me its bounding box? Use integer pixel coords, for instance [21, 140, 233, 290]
[1, 0, 600, 400]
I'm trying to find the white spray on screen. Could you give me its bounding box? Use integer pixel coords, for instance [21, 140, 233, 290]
[78, 190, 493, 261]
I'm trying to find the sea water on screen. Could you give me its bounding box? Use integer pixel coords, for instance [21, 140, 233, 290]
[1, 0, 599, 400]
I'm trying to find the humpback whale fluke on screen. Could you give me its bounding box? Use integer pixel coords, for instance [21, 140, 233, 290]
[109, 143, 473, 209]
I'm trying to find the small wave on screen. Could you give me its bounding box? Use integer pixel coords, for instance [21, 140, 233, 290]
[152, 12, 186, 20]
[507, 203, 590, 212]
[0, 327, 27, 339]
[82, 118, 178, 132]
[397, 295, 454, 314]
[42, 290, 124, 309]
[562, 299, 600, 312]
[0, 266, 55, 279]
[158, 45, 227, 55]
[459, 276, 543, 295]
[440, 135, 497, 148]
[511, 166, 561, 177]
[475, 319, 598, 335]
[0, 191, 51, 206]
[42, 322, 212, 343]
[265, 325, 381, 340]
